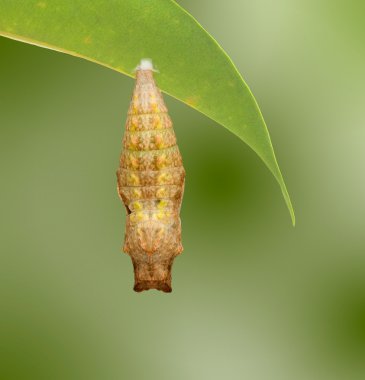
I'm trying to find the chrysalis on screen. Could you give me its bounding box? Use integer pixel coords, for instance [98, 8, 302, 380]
[116, 59, 185, 292]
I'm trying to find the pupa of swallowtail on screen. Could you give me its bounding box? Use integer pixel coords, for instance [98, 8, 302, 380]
[116, 59, 185, 293]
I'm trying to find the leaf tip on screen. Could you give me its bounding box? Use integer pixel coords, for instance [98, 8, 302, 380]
[281, 185, 295, 227]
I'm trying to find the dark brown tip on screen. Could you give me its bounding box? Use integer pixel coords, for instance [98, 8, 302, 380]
[134, 280, 172, 293]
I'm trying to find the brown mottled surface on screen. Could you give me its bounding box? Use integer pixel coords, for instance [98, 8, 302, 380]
[117, 67, 185, 293]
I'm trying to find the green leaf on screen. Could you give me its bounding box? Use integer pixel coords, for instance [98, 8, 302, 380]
[0, 0, 295, 224]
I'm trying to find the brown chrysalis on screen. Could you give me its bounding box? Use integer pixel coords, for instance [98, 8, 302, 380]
[116, 59, 185, 293]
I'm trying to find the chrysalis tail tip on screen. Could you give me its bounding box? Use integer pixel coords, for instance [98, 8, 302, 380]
[134, 280, 172, 293]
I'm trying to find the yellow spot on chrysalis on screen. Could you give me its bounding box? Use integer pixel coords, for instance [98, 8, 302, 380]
[132, 96, 139, 113]
[137, 227, 143, 238]
[132, 201, 143, 211]
[131, 212, 147, 223]
[152, 210, 172, 221]
[157, 212, 165, 220]
[157, 172, 171, 184]
[129, 135, 139, 150]
[152, 211, 165, 221]
[132, 189, 142, 198]
[156, 187, 167, 198]
[129, 117, 138, 131]
[158, 200, 168, 209]
[153, 116, 163, 130]
[151, 103, 159, 113]
[128, 173, 140, 185]
[155, 134, 164, 149]
[130, 156, 139, 169]
[156, 154, 167, 169]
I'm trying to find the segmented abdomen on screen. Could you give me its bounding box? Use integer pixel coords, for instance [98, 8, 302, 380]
[116, 64, 185, 293]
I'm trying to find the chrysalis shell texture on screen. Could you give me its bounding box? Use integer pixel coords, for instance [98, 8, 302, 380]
[117, 59, 185, 292]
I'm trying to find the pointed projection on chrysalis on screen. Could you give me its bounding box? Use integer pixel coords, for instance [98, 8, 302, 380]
[116, 59, 185, 293]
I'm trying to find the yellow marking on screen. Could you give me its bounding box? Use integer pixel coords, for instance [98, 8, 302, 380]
[132, 96, 139, 113]
[157, 172, 171, 184]
[132, 201, 142, 211]
[137, 212, 143, 221]
[157, 212, 165, 220]
[129, 135, 139, 150]
[152, 211, 165, 220]
[131, 212, 147, 223]
[158, 200, 168, 209]
[36, 2, 47, 8]
[83, 35, 92, 45]
[128, 173, 140, 185]
[132, 189, 142, 198]
[156, 187, 167, 198]
[152, 210, 172, 221]
[151, 103, 159, 113]
[129, 156, 139, 169]
[129, 117, 138, 131]
[154, 134, 164, 149]
[149, 94, 156, 103]
[152, 115, 163, 129]
[185, 95, 199, 107]
[156, 154, 167, 169]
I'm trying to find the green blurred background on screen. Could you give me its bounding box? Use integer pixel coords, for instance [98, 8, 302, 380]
[0, 1, 364, 379]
